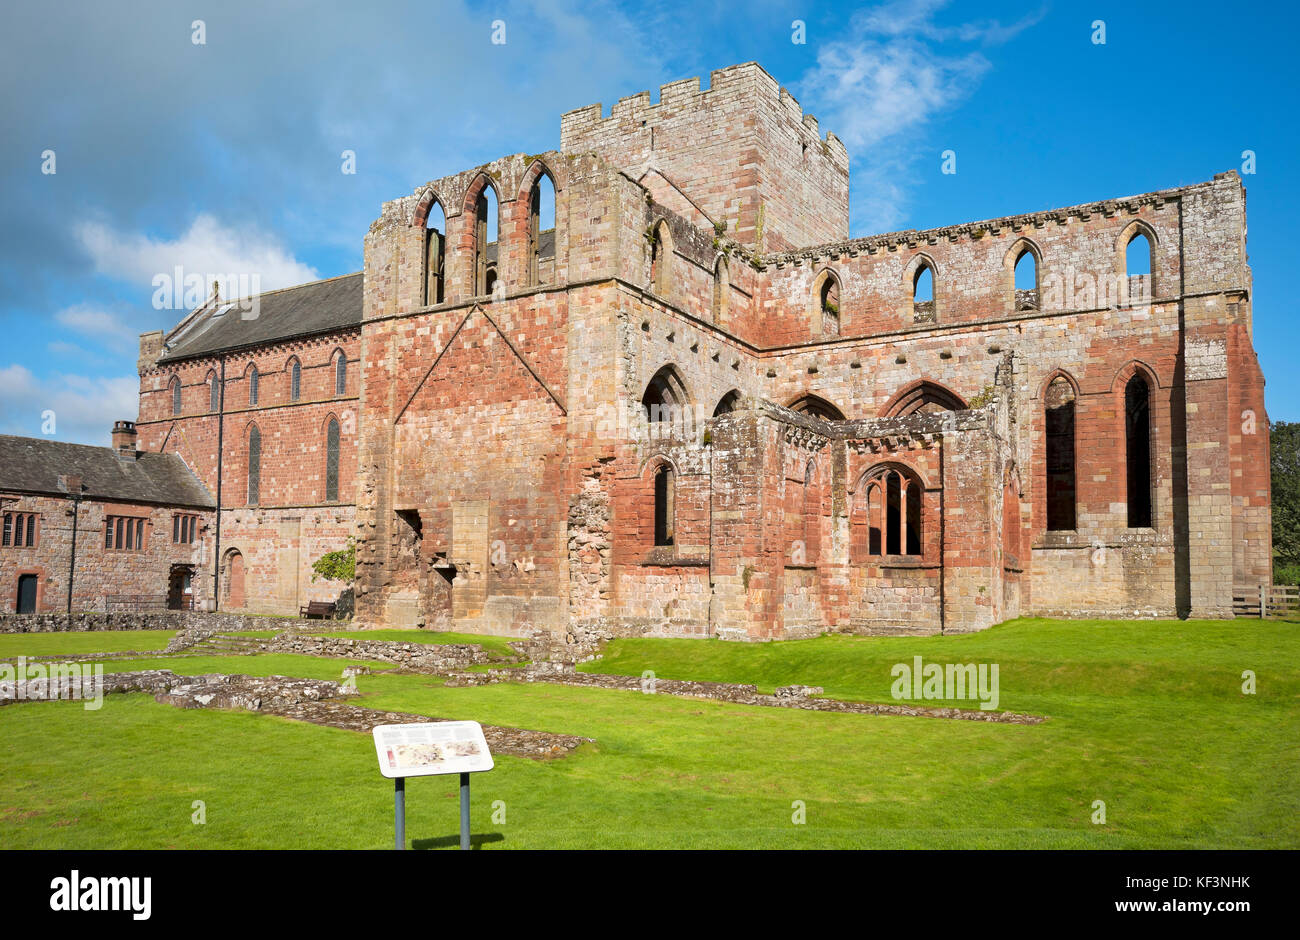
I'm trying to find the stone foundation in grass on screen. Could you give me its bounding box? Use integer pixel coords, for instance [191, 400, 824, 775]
[0, 611, 282, 634]
[445, 662, 1045, 725]
[0, 668, 588, 759]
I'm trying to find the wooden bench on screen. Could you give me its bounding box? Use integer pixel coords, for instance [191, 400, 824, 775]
[299, 601, 337, 620]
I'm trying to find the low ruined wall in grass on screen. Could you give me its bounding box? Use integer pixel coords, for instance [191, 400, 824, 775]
[0, 611, 280, 634]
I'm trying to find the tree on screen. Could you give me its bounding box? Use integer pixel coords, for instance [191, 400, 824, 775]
[311, 538, 355, 583]
[1271, 421, 1300, 567]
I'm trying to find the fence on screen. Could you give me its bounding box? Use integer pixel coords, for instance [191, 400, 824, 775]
[1232, 584, 1300, 619]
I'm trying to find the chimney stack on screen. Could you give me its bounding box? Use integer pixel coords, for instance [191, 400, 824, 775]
[112, 420, 138, 460]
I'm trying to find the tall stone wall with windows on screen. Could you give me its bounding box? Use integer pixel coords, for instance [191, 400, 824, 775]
[120, 64, 1267, 638]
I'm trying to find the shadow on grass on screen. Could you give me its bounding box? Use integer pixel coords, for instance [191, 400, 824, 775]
[412, 832, 505, 850]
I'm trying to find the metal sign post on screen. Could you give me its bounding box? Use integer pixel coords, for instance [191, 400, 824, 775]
[374, 721, 493, 851]
[459, 772, 471, 851]
[395, 776, 405, 850]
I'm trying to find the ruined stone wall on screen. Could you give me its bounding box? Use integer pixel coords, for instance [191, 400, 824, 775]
[343, 77, 1265, 637]
[0, 610, 272, 633]
[755, 180, 1192, 346]
[0, 492, 213, 613]
[560, 62, 849, 252]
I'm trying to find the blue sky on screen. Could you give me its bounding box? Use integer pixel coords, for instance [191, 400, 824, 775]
[1, 0, 1295, 444]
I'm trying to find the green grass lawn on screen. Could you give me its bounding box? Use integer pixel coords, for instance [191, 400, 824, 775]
[0, 629, 175, 658]
[1, 618, 1295, 849]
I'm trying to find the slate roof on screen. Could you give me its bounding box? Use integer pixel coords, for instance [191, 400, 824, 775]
[0, 436, 215, 508]
[159, 272, 363, 363]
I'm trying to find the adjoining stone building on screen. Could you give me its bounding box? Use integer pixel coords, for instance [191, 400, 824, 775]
[3, 62, 1270, 635]
[133, 273, 362, 615]
[0, 424, 215, 613]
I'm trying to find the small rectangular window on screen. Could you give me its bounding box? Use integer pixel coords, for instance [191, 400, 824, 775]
[105, 515, 147, 552]
[173, 513, 197, 544]
[3, 512, 39, 548]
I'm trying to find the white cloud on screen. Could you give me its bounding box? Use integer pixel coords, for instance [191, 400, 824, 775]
[0, 363, 138, 446]
[799, 0, 1042, 233]
[860, 0, 1045, 43]
[53, 304, 136, 351]
[76, 213, 319, 297]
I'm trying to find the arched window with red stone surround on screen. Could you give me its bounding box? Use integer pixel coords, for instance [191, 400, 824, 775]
[644, 457, 676, 548]
[1044, 374, 1078, 531]
[324, 416, 340, 503]
[852, 464, 923, 561]
[1125, 373, 1153, 528]
[802, 458, 821, 565]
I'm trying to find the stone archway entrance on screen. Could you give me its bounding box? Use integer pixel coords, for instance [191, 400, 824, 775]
[224, 550, 245, 610]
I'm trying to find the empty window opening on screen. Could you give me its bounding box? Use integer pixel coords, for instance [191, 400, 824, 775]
[474, 184, 499, 297]
[1125, 375, 1152, 527]
[1126, 231, 1153, 303]
[642, 366, 688, 424]
[395, 509, 424, 562]
[858, 468, 922, 559]
[885, 472, 902, 555]
[1045, 377, 1077, 531]
[653, 464, 675, 547]
[528, 171, 556, 286]
[882, 381, 967, 418]
[818, 273, 841, 335]
[788, 394, 846, 421]
[867, 484, 882, 555]
[424, 199, 447, 305]
[713, 390, 741, 417]
[913, 264, 935, 323]
[1014, 248, 1039, 310]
